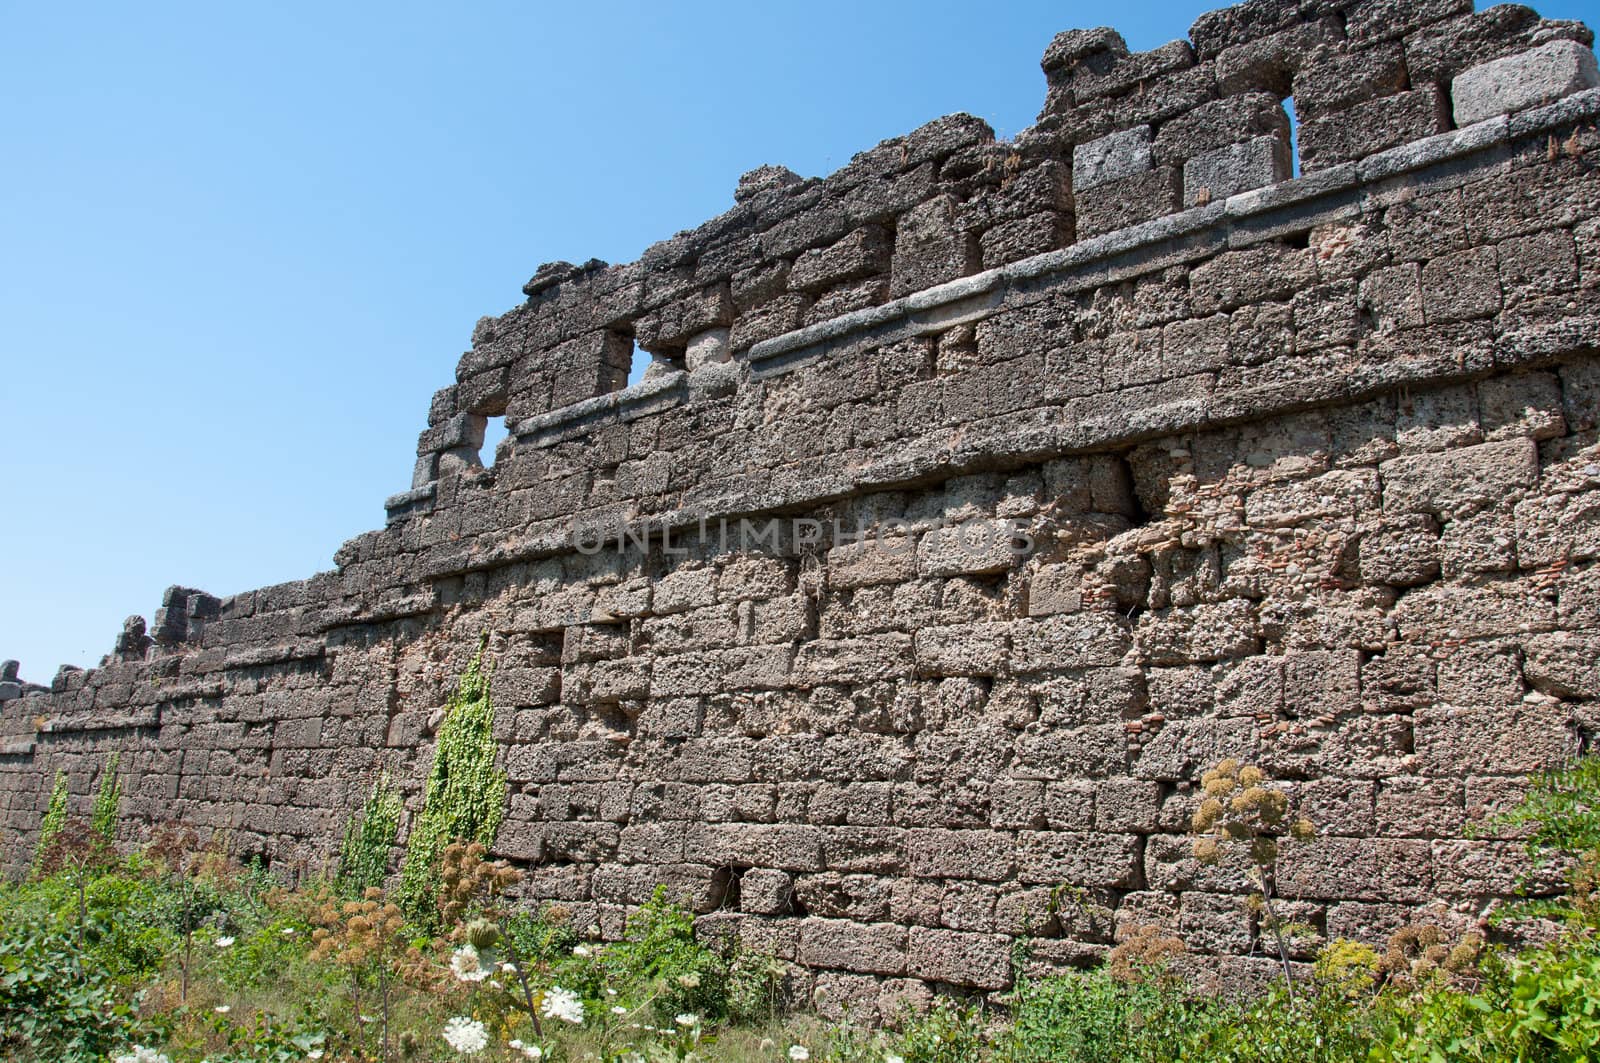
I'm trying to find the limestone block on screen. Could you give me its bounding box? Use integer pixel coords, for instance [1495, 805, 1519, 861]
[1380, 438, 1538, 518]
[1297, 87, 1449, 171]
[1182, 135, 1289, 207]
[890, 195, 976, 297]
[1074, 166, 1181, 239]
[1071, 125, 1153, 191]
[907, 926, 1012, 989]
[797, 918, 907, 975]
[1452, 40, 1600, 125]
[789, 226, 891, 293]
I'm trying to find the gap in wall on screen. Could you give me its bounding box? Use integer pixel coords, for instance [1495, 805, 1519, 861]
[626, 339, 652, 387]
[480, 415, 510, 467]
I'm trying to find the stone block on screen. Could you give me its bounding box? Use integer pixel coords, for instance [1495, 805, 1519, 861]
[790, 226, 891, 292]
[907, 828, 1015, 880]
[1072, 125, 1153, 191]
[1379, 438, 1538, 518]
[907, 927, 1012, 989]
[1189, 243, 1316, 314]
[916, 519, 1025, 577]
[1358, 514, 1440, 587]
[1496, 230, 1580, 308]
[891, 195, 977, 297]
[1297, 87, 1449, 171]
[1420, 246, 1502, 324]
[1014, 830, 1140, 887]
[797, 918, 907, 975]
[1156, 93, 1289, 167]
[1074, 167, 1181, 239]
[1182, 136, 1289, 207]
[1291, 42, 1409, 120]
[684, 327, 731, 371]
[1452, 40, 1600, 126]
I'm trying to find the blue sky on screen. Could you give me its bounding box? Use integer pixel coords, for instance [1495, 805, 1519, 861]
[0, 1, 1590, 680]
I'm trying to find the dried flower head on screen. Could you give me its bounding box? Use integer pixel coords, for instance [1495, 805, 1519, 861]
[1108, 923, 1186, 983]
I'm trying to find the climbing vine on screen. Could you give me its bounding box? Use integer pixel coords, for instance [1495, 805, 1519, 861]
[398, 642, 507, 922]
[337, 772, 403, 896]
[31, 771, 69, 875]
[90, 753, 122, 846]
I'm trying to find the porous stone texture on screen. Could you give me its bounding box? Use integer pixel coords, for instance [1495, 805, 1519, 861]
[5, 0, 1600, 1013]
[1452, 39, 1600, 126]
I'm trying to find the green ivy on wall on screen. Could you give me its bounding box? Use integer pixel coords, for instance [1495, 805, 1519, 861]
[31, 772, 69, 875]
[90, 753, 122, 847]
[398, 642, 507, 921]
[337, 772, 403, 896]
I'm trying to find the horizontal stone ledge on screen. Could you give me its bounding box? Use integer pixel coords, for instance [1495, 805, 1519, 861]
[36, 711, 160, 734]
[409, 323, 1596, 586]
[509, 369, 686, 445]
[0, 738, 34, 757]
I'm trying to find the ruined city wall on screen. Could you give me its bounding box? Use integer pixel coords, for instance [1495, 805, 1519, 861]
[5, 0, 1600, 1011]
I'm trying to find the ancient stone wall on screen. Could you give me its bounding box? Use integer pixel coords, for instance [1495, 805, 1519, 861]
[5, 0, 1600, 1011]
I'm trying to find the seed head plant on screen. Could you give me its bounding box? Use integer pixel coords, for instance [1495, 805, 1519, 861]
[309, 886, 423, 1062]
[1191, 759, 1316, 998]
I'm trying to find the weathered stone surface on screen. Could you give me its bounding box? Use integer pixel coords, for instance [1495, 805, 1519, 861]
[1183, 136, 1289, 207]
[8, 0, 1600, 1005]
[1452, 40, 1600, 126]
[1073, 126, 1153, 191]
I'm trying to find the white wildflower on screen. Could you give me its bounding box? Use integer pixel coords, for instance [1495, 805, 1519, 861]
[675, 1013, 698, 1027]
[885, 1056, 906, 1063]
[113, 1049, 172, 1063]
[307, 1052, 325, 1061]
[501, 961, 518, 973]
[789, 1047, 811, 1061]
[572, 944, 592, 957]
[281, 927, 296, 935]
[507, 1041, 544, 1060]
[214, 936, 235, 948]
[541, 985, 585, 1025]
[213, 1005, 231, 1014]
[441, 1016, 489, 1055]
[450, 944, 490, 983]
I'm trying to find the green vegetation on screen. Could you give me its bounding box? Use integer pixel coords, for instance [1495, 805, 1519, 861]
[92, 754, 123, 846]
[397, 643, 507, 922]
[337, 775, 403, 897]
[8, 746, 1600, 1061]
[31, 770, 69, 873]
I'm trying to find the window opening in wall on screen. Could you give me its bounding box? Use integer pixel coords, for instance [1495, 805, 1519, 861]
[479, 415, 509, 468]
[1284, 96, 1302, 178]
[626, 339, 651, 387]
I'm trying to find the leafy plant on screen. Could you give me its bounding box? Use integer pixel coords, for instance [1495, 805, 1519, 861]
[91, 753, 123, 847]
[336, 773, 402, 897]
[30, 771, 69, 876]
[397, 642, 506, 922]
[1485, 753, 1600, 926]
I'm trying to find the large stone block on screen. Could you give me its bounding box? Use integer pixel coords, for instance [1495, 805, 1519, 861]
[1452, 40, 1600, 126]
[1072, 125, 1153, 191]
[1182, 135, 1289, 207]
[1379, 438, 1538, 518]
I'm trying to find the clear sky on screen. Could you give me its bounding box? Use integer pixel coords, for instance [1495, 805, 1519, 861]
[0, 2, 1591, 681]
